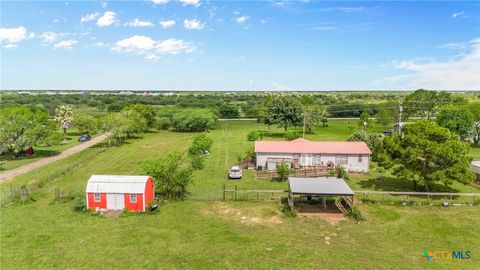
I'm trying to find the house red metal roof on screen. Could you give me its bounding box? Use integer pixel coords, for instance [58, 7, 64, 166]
[255, 139, 372, 155]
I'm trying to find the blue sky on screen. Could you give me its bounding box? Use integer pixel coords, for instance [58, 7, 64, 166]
[1, 0, 479, 90]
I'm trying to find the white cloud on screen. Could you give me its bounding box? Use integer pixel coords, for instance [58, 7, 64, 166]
[27, 32, 36, 39]
[101, 2, 108, 8]
[124, 18, 154, 27]
[386, 38, 480, 90]
[40, 32, 58, 43]
[179, 0, 201, 7]
[81, 12, 100, 23]
[3, 43, 18, 49]
[113, 35, 156, 53]
[183, 19, 204, 30]
[54, 39, 78, 50]
[236, 16, 249, 24]
[151, 0, 170, 4]
[156, 38, 196, 54]
[96, 11, 118, 27]
[159, 20, 176, 28]
[451, 11, 465, 19]
[92, 41, 108, 47]
[260, 19, 267, 24]
[112, 35, 196, 60]
[0, 26, 27, 43]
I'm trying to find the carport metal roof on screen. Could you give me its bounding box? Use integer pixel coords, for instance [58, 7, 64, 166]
[288, 177, 354, 196]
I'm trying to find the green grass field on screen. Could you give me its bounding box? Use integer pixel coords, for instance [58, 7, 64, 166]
[1, 120, 479, 269]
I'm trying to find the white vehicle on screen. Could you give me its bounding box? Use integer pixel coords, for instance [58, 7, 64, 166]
[228, 166, 242, 179]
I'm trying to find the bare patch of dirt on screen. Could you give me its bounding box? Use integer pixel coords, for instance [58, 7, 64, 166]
[103, 210, 122, 218]
[296, 204, 346, 225]
[201, 201, 284, 225]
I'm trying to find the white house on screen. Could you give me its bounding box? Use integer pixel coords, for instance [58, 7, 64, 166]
[255, 138, 371, 172]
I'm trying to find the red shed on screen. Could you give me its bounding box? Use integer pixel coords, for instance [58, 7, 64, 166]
[86, 175, 154, 212]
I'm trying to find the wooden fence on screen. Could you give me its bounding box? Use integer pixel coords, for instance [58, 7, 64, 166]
[256, 167, 335, 180]
[187, 188, 480, 205]
[355, 190, 480, 204]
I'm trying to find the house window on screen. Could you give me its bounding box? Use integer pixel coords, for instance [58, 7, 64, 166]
[94, 193, 101, 202]
[130, 194, 137, 203]
[358, 155, 363, 162]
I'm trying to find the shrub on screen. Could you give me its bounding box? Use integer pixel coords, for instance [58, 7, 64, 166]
[336, 166, 349, 180]
[247, 131, 260, 141]
[143, 152, 194, 199]
[190, 155, 205, 170]
[189, 134, 213, 156]
[284, 131, 301, 141]
[72, 191, 87, 212]
[346, 206, 365, 221]
[155, 117, 171, 130]
[171, 111, 217, 132]
[276, 162, 290, 181]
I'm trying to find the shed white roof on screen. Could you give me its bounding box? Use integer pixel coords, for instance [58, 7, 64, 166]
[86, 175, 150, 194]
[289, 177, 354, 196]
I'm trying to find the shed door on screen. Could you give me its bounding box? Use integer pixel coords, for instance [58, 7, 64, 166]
[107, 193, 125, 210]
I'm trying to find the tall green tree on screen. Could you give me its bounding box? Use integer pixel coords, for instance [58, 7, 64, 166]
[103, 110, 147, 142]
[55, 105, 73, 140]
[219, 104, 240, 118]
[143, 152, 194, 199]
[436, 105, 474, 140]
[73, 113, 98, 134]
[320, 109, 328, 127]
[358, 111, 371, 131]
[268, 95, 303, 131]
[259, 95, 277, 133]
[0, 106, 60, 158]
[377, 121, 474, 191]
[303, 106, 322, 133]
[375, 102, 398, 127]
[403, 89, 451, 119]
[123, 104, 156, 128]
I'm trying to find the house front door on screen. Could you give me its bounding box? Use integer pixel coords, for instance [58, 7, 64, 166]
[301, 154, 313, 166]
[107, 193, 125, 210]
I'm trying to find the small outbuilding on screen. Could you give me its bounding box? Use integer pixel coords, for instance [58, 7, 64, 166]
[288, 177, 354, 214]
[86, 175, 154, 212]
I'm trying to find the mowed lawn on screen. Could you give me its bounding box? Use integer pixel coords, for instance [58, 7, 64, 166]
[2, 200, 479, 269]
[1, 120, 479, 269]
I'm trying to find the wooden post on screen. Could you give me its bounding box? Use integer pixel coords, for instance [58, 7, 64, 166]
[322, 196, 327, 209]
[223, 183, 226, 201]
[234, 185, 237, 200]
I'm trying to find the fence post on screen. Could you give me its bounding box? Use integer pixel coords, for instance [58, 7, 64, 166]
[223, 183, 226, 201]
[234, 185, 237, 200]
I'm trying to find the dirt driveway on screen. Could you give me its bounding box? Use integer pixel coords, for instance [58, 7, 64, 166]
[0, 133, 109, 182]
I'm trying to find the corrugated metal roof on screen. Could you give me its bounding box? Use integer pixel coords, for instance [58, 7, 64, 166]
[255, 140, 371, 155]
[288, 177, 354, 195]
[86, 175, 150, 194]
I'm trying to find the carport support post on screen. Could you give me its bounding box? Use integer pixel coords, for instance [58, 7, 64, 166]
[322, 195, 327, 209]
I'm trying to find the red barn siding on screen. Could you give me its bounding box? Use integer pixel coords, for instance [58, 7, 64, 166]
[144, 178, 155, 207]
[124, 194, 144, 211]
[87, 193, 107, 210]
